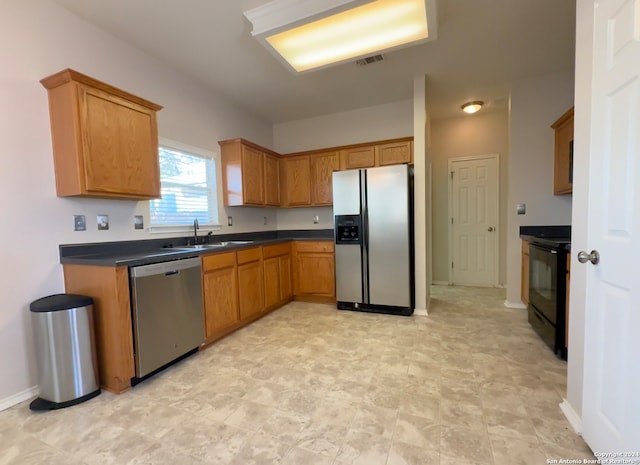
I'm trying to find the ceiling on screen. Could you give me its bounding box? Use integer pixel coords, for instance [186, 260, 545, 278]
[52, 0, 576, 123]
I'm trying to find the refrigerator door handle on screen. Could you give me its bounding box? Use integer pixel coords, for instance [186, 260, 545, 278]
[361, 170, 370, 304]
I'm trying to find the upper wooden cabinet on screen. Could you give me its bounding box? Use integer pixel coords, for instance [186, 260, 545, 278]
[377, 140, 413, 166]
[40, 69, 162, 200]
[280, 155, 312, 207]
[219, 138, 280, 207]
[340, 146, 376, 170]
[339, 138, 413, 170]
[552, 107, 574, 195]
[264, 154, 281, 206]
[311, 151, 340, 205]
[219, 136, 412, 208]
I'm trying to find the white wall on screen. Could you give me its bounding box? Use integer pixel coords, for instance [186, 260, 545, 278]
[273, 100, 413, 154]
[505, 71, 574, 306]
[0, 0, 274, 406]
[431, 110, 509, 285]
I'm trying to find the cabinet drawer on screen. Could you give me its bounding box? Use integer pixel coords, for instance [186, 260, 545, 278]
[237, 247, 262, 264]
[202, 251, 236, 271]
[295, 241, 334, 253]
[263, 242, 291, 259]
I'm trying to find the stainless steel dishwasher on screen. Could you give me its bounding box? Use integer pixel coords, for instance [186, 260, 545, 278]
[130, 257, 204, 378]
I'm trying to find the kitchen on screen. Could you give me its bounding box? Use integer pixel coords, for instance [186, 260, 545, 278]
[1, 0, 638, 462]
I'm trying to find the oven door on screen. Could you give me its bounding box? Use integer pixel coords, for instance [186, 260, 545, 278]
[528, 243, 558, 325]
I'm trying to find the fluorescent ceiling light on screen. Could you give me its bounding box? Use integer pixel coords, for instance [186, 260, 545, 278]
[461, 101, 484, 114]
[244, 0, 436, 73]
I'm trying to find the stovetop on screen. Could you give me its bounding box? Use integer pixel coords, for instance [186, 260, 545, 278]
[520, 225, 571, 249]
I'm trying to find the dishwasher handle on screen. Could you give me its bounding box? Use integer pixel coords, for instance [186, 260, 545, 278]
[131, 257, 201, 278]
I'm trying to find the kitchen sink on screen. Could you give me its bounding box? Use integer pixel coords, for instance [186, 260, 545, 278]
[172, 240, 254, 250]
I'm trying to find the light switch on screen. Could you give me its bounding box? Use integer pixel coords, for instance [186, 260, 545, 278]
[227, 216, 233, 226]
[516, 203, 526, 215]
[313, 215, 319, 224]
[73, 215, 86, 231]
[97, 214, 109, 230]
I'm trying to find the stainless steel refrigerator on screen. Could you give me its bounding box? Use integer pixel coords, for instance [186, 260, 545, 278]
[333, 164, 414, 316]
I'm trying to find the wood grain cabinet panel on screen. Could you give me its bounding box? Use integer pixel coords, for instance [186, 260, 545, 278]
[219, 139, 279, 206]
[521, 240, 530, 305]
[262, 242, 293, 309]
[264, 154, 281, 206]
[241, 145, 265, 205]
[377, 140, 413, 166]
[280, 155, 312, 207]
[311, 151, 340, 205]
[340, 146, 376, 170]
[293, 241, 335, 303]
[263, 257, 281, 308]
[62, 264, 134, 394]
[237, 248, 265, 320]
[552, 107, 574, 195]
[202, 252, 239, 341]
[41, 69, 162, 199]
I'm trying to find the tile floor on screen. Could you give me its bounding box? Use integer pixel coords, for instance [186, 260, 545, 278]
[0, 285, 594, 465]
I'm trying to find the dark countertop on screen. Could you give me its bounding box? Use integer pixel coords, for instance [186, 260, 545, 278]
[60, 229, 334, 267]
[520, 225, 571, 250]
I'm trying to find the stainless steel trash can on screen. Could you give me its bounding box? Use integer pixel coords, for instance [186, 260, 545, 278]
[29, 294, 100, 410]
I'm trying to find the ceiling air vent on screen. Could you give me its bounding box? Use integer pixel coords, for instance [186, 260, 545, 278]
[356, 54, 385, 66]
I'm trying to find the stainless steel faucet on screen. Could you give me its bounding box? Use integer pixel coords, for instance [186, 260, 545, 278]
[193, 218, 199, 245]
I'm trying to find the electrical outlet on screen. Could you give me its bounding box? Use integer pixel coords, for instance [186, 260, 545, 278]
[263, 216, 268, 225]
[73, 215, 86, 231]
[97, 214, 109, 230]
[227, 216, 233, 227]
[313, 215, 319, 224]
[516, 203, 526, 215]
[134, 215, 144, 230]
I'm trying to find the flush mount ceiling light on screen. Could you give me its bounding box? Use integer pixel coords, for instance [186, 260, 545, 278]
[461, 101, 484, 114]
[244, 0, 437, 73]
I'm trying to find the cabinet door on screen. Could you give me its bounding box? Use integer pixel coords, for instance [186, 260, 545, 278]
[521, 241, 530, 305]
[241, 145, 265, 205]
[238, 260, 265, 320]
[263, 257, 280, 308]
[295, 253, 335, 297]
[552, 107, 574, 195]
[311, 151, 339, 205]
[203, 266, 239, 338]
[340, 146, 376, 170]
[281, 155, 311, 206]
[81, 86, 160, 198]
[264, 154, 281, 206]
[279, 254, 292, 300]
[377, 140, 412, 166]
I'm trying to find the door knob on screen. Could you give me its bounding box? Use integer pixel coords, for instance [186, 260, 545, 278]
[488, 227, 494, 232]
[577, 250, 600, 265]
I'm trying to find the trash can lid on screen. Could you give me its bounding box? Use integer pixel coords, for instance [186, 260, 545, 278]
[30, 294, 93, 313]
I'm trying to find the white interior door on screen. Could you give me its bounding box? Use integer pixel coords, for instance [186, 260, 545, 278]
[581, 0, 640, 452]
[449, 155, 498, 286]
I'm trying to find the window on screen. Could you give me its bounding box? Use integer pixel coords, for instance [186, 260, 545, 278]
[149, 141, 219, 227]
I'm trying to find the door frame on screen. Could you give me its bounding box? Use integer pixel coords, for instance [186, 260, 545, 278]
[447, 153, 500, 286]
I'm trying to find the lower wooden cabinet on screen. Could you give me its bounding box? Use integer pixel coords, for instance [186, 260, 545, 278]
[293, 241, 336, 303]
[263, 242, 293, 309]
[202, 252, 239, 341]
[521, 240, 530, 305]
[237, 247, 265, 320]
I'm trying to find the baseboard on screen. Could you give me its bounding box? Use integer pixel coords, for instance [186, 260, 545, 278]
[504, 299, 527, 309]
[560, 399, 582, 435]
[0, 385, 38, 412]
[413, 308, 428, 316]
[431, 281, 450, 286]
